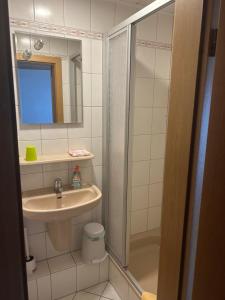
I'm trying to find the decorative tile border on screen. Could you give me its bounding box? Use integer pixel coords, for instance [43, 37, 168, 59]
[10, 18, 172, 49]
[10, 18, 103, 40]
[137, 38, 172, 50]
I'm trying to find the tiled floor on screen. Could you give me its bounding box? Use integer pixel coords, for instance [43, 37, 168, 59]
[27, 251, 109, 300]
[128, 230, 160, 294]
[59, 282, 121, 300]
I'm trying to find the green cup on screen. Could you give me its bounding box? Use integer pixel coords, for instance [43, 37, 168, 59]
[25, 145, 37, 161]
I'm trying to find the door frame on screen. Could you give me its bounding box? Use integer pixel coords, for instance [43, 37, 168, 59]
[0, 0, 28, 299]
[182, 0, 225, 298]
[158, 0, 222, 299]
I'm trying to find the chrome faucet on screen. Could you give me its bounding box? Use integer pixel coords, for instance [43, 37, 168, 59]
[54, 178, 63, 198]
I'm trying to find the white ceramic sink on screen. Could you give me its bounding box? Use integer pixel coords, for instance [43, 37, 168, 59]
[23, 185, 101, 222]
[22, 185, 102, 250]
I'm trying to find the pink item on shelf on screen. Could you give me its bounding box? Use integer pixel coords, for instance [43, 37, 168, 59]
[68, 149, 91, 157]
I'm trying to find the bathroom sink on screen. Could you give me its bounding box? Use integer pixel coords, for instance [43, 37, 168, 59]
[22, 185, 101, 222]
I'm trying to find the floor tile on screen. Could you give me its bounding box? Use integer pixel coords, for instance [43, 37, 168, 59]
[85, 282, 108, 296]
[58, 294, 75, 300]
[102, 283, 121, 300]
[74, 292, 100, 300]
[48, 253, 75, 273]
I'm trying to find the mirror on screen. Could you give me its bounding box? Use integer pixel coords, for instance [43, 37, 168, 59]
[14, 32, 83, 124]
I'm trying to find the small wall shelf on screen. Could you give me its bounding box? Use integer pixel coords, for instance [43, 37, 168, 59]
[19, 153, 95, 166]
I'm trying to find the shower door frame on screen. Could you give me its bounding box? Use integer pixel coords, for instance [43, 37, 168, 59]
[103, 24, 133, 268]
[103, 0, 174, 283]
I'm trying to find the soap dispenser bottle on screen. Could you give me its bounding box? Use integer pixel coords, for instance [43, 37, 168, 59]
[72, 165, 81, 189]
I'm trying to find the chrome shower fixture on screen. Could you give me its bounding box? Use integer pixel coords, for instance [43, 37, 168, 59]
[33, 39, 45, 50]
[22, 49, 32, 60]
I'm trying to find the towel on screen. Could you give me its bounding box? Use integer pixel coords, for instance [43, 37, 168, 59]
[68, 149, 91, 157]
[142, 292, 157, 300]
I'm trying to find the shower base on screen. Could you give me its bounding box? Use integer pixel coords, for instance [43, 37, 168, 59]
[128, 228, 161, 294]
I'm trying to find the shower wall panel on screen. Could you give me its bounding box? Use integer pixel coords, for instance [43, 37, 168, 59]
[129, 7, 174, 236]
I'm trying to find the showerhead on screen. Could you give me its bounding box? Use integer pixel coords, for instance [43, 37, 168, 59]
[34, 39, 45, 50]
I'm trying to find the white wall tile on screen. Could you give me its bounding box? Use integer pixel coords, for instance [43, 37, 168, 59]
[136, 14, 157, 41]
[43, 162, 68, 172]
[133, 108, 152, 135]
[132, 135, 151, 161]
[82, 39, 91, 73]
[49, 37, 68, 56]
[34, 0, 64, 25]
[149, 159, 164, 184]
[41, 139, 68, 155]
[100, 256, 109, 282]
[91, 0, 115, 32]
[92, 137, 102, 165]
[64, 0, 91, 30]
[155, 49, 171, 79]
[46, 233, 68, 258]
[151, 108, 167, 134]
[134, 78, 154, 107]
[132, 161, 150, 187]
[24, 218, 46, 235]
[29, 233, 47, 261]
[150, 134, 166, 159]
[37, 275, 51, 300]
[91, 74, 102, 106]
[68, 107, 92, 138]
[72, 210, 93, 225]
[70, 223, 84, 251]
[157, 13, 174, 44]
[154, 79, 170, 107]
[149, 182, 163, 207]
[91, 40, 102, 74]
[136, 46, 155, 78]
[109, 260, 129, 300]
[77, 263, 99, 290]
[51, 267, 76, 299]
[68, 137, 92, 151]
[18, 126, 41, 142]
[131, 185, 149, 211]
[92, 107, 102, 137]
[20, 164, 42, 175]
[131, 209, 148, 234]
[83, 73, 92, 106]
[148, 206, 161, 230]
[10, 0, 34, 20]
[27, 280, 38, 300]
[92, 165, 102, 188]
[21, 172, 43, 191]
[41, 125, 68, 140]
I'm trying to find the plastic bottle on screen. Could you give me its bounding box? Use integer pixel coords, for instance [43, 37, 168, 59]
[72, 165, 81, 189]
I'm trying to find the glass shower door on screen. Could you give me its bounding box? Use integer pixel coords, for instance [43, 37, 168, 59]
[104, 25, 131, 267]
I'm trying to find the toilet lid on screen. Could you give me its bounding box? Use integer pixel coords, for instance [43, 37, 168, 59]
[84, 222, 105, 238]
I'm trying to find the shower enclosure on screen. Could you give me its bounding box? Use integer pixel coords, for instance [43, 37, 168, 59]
[103, 0, 175, 295]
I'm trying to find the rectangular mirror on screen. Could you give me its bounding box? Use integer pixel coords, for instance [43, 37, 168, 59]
[14, 32, 83, 124]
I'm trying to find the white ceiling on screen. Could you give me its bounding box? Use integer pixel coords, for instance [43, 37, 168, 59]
[120, 0, 154, 6]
